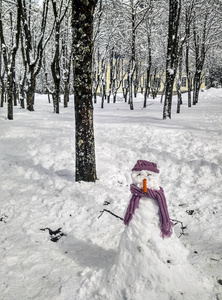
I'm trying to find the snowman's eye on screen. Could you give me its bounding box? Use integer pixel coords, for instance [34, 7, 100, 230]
[137, 173, 141, 177]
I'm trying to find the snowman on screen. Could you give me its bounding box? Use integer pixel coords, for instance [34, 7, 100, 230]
[99, 160, 213, 300]
[78, 160, 214, 300]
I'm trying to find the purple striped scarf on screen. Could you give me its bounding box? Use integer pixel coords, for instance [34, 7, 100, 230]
[124, 184, 173, 238]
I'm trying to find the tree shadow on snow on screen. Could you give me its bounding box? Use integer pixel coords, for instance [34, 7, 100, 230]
[58, 235, 117, 270]
[55, 169, 75, 182]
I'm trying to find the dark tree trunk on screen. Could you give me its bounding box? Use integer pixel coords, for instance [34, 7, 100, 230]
[72, 0, 97, 182]
[0, 92, 3, 107]
[0, 0, 22, 119]
[51, 2, 60, 114]
[134, 64, 138, 98]
[192, 14, 207, 106]
[19, 26, 27, 109]
[144, 65, 151, 108]
[185, 6, 192, 108]
[20, 95, 25, 109]
[100, 58, 106, 108]
[160, 82, 166, 104]
[27, 67, 35, 111]
[50, 0, 69, 113]
[123, 87, 128, 103]
[63, 52, 71, 108]
[107, 48, 114, 104]
[52, 89, 60, 114]
[92, 50, 100, 104]
[113, 92, 117, 103]
[21, 0, 49, 112]
[19, 65, 27, 109]
[0, 86, 5, 107]
[144, 24, 151, 108]
[12, 65, 17, 107]
[193, 73, 201, 105]
[163, 78, 174, 119]
[129, 70, 134, 110]
[7, 74, 14, 120]
[101, 80, 106, 109]
[176, 50, 182, 113]
[186, 40, 192, 107]
[0, 78, 5, 107]
[163, 0, 181, 119]
[64, 80, 70, 108]
[129, 3, 136, 111]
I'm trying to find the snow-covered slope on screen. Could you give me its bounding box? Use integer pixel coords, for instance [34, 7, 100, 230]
[0, 89, 222, 299]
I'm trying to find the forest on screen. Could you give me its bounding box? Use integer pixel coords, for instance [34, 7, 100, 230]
[0, 0, 222, 120]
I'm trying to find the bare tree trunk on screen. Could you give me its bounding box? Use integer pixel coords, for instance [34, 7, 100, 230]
[63, 51, 71, 108]
[92, 49, 100, 104]
[27, 67, 35, 111]
[163, 0, 181, 119]
[101, 79, 106, 109]
[0, 77, 5, 107]
[0, 0, 22, 119]
[163, 78, 174, 119]
[51, 0, 69, 113]
[134, 64, 138, 98]
[193, 73, 201, 105]
[7, 74, 14, 120]
[192, 13, 207, 105]
[128, 60, 135, 110]
[176, 50, 182, 113]
[185, 6, 192, 108]
[72, 0, 97, 182]
[21, 0, 49, 112]
[51, 1, 60, 114]
[144, 67, 151, 108]
[64, 80, 70, 108]
[186, 41, 192, 107]
[107, 48, 114, 104]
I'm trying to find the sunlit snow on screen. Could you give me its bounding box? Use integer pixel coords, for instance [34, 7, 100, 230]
[0, 89, 222, 299]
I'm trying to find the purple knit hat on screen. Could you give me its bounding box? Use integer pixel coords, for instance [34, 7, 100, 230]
[132, 160, 159, 173]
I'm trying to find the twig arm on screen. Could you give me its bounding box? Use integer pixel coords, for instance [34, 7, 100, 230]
[98, 209, 124, 221]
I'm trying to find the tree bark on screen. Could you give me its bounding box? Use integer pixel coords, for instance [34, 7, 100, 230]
[192, 13, 207, 105]
[176, 51, 182, 113]
[0, 77, 5, 107]
[185, 5, 192, 108]
[144, 28, 152, 108]
[26, 67, 35, 111]
[0, 0, 22, 119]
[186, 42, 192, 108]
[163, 0, 181, 119]
[21, 0, 49, 112]
[50, 0, 69, 113]
[107, 48, 114, 104]
[72, 0, 97, 182]
[63, 50, 71, 108]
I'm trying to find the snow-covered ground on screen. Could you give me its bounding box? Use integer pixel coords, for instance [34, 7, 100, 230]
[0, 89, 222, 299]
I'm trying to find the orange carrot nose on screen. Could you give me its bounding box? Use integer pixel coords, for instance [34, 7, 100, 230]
[143, 179, 147, 193]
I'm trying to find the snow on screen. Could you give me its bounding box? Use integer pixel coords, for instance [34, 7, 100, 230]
[168, 68, 175, 75]
[0, 88, 222, 299]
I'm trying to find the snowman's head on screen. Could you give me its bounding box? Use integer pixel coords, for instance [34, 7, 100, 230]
[131, 160, 160, 190]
